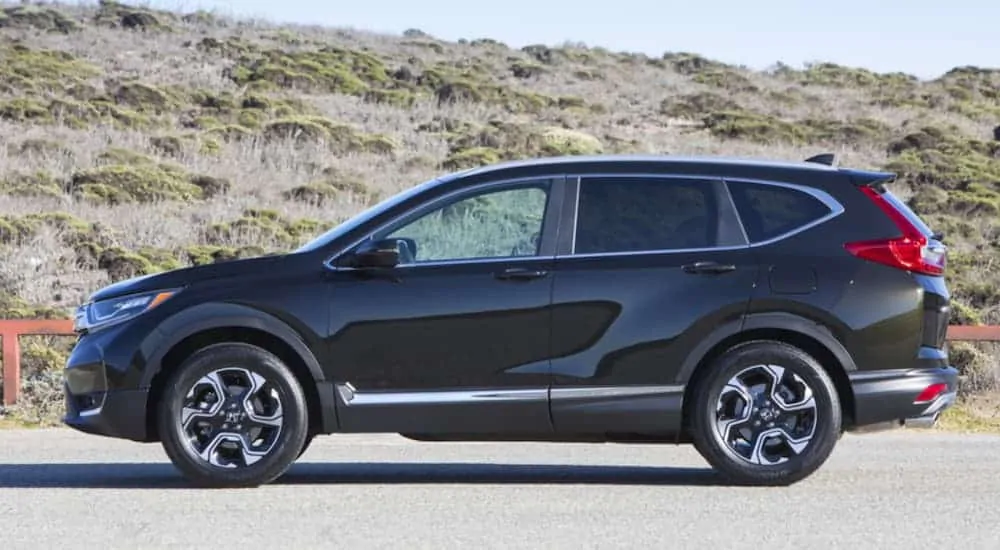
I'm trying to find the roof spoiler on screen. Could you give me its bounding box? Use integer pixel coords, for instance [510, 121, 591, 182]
[804, 153, 836, 166]
[804, 153, 897, 187]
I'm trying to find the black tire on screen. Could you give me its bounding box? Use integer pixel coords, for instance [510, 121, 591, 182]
[689, 340, 842, 486]
[297, 433, 316, 459]
[157, 342, 309, 488]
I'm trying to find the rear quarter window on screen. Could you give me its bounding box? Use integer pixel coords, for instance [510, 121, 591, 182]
[727, 182, 832, 243]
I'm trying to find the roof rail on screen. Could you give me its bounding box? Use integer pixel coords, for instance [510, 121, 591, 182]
[804, 153, 836, 166]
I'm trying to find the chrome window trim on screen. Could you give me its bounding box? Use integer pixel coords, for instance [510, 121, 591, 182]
[721, 177, 845, 247]
[323, 174, 564, 272]
[563, 173, 845, 258]
[322, 169, 847, 270]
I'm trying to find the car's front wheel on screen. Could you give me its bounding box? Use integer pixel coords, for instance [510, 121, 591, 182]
[689, 340, 842, 486]
[157, 342, 309, 488]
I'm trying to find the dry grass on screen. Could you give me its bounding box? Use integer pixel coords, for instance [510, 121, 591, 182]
[937, 393, 1000, 433]
[0, 0, 999, 428]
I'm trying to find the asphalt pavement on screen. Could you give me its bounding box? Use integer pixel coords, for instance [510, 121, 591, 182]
[0, 428, 997, 549]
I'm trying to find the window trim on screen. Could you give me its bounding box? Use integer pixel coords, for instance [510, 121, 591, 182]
[323, 175, 566, 271]
[557, 173, 845, 259]
[722, 177, 845, 247]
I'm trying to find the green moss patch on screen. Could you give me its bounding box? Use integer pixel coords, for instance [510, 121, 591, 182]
[0, 294, 69, 320]
[660, 92, 740, 119]
[260, 116, 398, 154]
[0, 44, 101, 95]
[214, 39, 582, 114]
[68, 162, 229, 204]
[0, 171, 65, 199]
[702, 109, 892, 145]
[0, 5, 81, 33]
[93, 0, 175, 32]
[0, 146, 230, 204]
[282, 167, 380, 206]
[203, 208, 333, 248]
[431, 121, 604, 170]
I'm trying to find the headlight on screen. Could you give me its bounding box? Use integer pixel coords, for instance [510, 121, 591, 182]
[74, 289, 180, 333]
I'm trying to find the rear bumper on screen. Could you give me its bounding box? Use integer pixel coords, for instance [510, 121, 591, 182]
[847, 366, 959, 430]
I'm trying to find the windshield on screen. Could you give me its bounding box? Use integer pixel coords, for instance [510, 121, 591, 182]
[293, 176, 442, 253]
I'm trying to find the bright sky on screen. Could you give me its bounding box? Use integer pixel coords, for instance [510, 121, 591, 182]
[134, 0, 996, 79]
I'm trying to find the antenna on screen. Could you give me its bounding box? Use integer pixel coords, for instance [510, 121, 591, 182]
[804, 153, 836, 166]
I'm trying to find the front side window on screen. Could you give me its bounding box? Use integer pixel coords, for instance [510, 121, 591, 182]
[573, 176, 718, 254]
[381, 182, 550, 263]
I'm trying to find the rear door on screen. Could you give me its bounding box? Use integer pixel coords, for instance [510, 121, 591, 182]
[547, 173, 760, 435]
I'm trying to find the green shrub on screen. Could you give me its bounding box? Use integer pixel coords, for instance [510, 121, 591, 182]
[261, 116, 398, 154]
[0, 44, 101, 95]
[437, 122, 604, 170]
[184, 245, 269, 265]
[282, 168, 379, 206]
[203, 209, 333, 248]
[93, 0, 174, 32]
[702, 109, 891, 145]
[660, 92, 740, 118]
[0, 5, 81, 33]
[68, 160, 230, 204]
[0, 171, 64, 198]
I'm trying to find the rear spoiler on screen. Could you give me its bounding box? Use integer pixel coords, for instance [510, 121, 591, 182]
[804, 153, 897, 188]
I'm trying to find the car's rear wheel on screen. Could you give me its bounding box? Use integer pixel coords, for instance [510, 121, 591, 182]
[157, 342, 309, 488]
[689, 340, 841, 486]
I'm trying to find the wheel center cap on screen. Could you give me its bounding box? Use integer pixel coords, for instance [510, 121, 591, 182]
[759, 407, 778, 422]
[224, 410, 244, 424]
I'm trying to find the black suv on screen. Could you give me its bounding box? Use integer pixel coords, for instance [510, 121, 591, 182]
[63, 154, 958, 487]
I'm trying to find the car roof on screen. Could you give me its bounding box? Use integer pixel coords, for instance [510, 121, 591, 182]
[442, 154, 841, 181]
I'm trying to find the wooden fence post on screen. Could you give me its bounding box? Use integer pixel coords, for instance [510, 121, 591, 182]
[1, 326, 21, 406]
[0, 319, 76, 406]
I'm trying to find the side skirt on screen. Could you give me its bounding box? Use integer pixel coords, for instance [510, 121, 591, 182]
[331, 382, 687, 442]
[549, 384, 686, 440]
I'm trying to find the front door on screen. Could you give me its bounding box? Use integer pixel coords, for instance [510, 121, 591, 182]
[547, 174, 759, 437]
[325, 176, 564, 435]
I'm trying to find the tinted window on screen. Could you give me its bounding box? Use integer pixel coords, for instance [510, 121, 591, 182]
[727, 182, 831, 243]
[574, 176, 717, 254]
[382, 183, 549, 262]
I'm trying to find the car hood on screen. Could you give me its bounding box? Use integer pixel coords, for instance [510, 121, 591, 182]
[87, 252, 300, 303]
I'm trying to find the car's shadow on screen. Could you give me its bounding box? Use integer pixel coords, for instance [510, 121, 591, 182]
[0, 461, 730, 489]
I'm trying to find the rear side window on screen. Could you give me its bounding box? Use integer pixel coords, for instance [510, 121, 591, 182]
[574, 176, 718, 254]
[727, 181, 832, 243]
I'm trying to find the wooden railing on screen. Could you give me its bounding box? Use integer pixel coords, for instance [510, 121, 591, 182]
[1, 319, 1000, 406]
[2, 319, 74, 406]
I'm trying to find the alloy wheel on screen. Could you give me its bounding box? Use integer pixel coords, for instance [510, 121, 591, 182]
[179, 367, 284, 469]
[713, 363, 817, 466]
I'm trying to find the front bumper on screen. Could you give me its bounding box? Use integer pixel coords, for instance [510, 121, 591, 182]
[63, 385, 151, 442]
[61, 326, 153, 442]
[847, 366, 959, 430]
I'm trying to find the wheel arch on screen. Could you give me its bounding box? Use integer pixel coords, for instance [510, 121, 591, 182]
[141, 302, 336, 441]
[677, 312, 857, 438]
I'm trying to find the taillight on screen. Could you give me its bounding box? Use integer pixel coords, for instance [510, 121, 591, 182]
[844, 186, 947, 276]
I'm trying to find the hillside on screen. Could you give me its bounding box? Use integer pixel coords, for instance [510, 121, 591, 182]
[0, 0, 998, 424]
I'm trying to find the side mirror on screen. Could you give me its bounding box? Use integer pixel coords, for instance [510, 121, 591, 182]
[351, 238, 401, 268]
